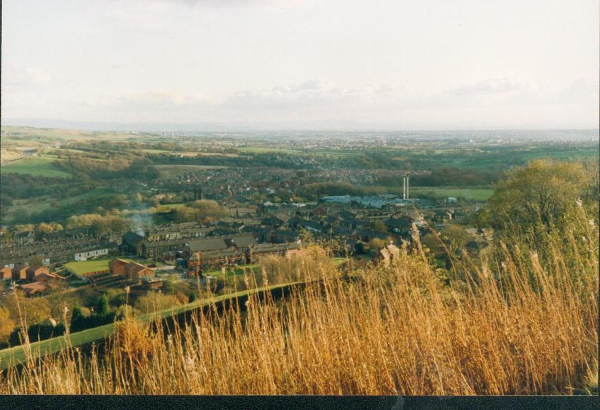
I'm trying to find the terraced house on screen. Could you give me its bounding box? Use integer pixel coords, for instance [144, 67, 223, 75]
[73, 244, 116, 261]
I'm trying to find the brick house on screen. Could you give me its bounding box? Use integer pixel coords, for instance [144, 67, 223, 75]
[26, 266, 50, 282]
[34, 271, 65, 282]
[12, 265, 28, 281]
[109, 258, 130, 275]
[19, 281, 49, 297]
[0, 267, 12, 280]
[73, 244, 114, 262]
[385, 215, 414, 236]
[124, 262, 154, 282]
[122, 231, 146, 257]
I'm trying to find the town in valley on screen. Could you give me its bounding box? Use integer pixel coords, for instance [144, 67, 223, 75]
[0, 126, 596, 348]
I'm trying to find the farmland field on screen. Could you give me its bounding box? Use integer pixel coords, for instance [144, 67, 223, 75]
[0, 149, 25, 162]
[5, 188, 117, 223]
[350, 186, 495, 201]
[1, 155, 72, 178]
[236, 146, 302, 154]
[155, 164, 228, 177]
[410, 187, 494, 201]
[1, 126, 159, 143]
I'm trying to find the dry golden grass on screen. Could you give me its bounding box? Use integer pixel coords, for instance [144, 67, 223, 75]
[0, 216, 597, 395]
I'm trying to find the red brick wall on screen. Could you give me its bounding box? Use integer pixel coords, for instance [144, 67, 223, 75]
[0, 268, 12, 280]
[12, 269, 27, 281]
[109, 260, 127, 275]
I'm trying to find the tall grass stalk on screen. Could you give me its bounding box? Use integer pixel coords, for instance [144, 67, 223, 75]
[0, 219, 597, 395]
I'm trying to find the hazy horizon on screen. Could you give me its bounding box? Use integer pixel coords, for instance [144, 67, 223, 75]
[2, 0, 598, 130]
[2, 119, 598, 137]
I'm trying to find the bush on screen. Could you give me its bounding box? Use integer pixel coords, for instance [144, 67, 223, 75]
[8, 322, 67, 346]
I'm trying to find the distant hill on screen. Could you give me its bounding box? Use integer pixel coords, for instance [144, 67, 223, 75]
[3, 118, 598, 137]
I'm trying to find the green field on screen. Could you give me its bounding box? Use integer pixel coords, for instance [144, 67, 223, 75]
[7, 188, 116, 222]
[518, 148, 599, 162]
[155, 164, 228, 177]
[417, 146, 598, 169]
[141, 148, 171, 154]
[1, 126, 159, 143]
[236, 146, 302, 154]
[64, 257, 145, 276]
[0, 256, 351, 370]
[0, 280, 312, 370]
[64, 258, 114, 276]
[312, 149, 359, 157]
[1, 155, 72, 178]
[411, 187, 494, 201]
[144, 149, 239, 157]
[58, 188, 116, 206]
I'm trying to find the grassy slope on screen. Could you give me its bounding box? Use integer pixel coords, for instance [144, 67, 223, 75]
[0, 257, 347, 369]
[207, 259, 345, 278]
[1, 155, 72, 178]
[0, 280, 305, 370]
[5, 188, 116, 223]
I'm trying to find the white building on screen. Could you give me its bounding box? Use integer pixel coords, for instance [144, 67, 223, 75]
[74, 247, 109, 262]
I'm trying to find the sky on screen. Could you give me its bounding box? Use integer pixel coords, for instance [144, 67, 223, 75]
[2, 0, 598, 130]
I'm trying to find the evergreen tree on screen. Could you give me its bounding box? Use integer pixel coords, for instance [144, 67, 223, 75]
[95, 296, 110, 317]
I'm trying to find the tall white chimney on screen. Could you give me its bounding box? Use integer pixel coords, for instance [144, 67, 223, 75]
[403, 177, 406, 200]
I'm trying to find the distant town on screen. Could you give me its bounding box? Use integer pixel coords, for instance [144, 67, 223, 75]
[0, 126, 596, 349]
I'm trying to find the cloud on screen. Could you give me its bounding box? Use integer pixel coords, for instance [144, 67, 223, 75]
[90, 0, 317, 31]
[68, 79, 411, 123]
[446, 77, 528, 97]
[2, 61, 52, 88]
[229, 79, 409, 109]
[79, 91, 209, 116]
[9, 75, 594, 128]
[150, 0, 317, 8]
[100, 1, 179, 31]
[117, 91, 205, 107]
[557, 77, 599, 104]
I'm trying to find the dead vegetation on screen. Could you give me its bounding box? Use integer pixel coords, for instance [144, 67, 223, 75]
[0, 213, 597, 395]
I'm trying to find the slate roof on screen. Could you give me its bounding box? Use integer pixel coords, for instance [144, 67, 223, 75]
[385, 216, 414, 229]
[143, 239, 187, 249]
[123, 231, 145, 246]
[186, 238, 228, 252]
[226, 234, 256, 248]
